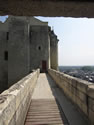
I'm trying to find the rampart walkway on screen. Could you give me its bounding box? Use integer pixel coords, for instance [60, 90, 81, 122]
[24, 73, 88, 125]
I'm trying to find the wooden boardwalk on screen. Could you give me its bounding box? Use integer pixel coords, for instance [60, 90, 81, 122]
[24, 73, 69, 125]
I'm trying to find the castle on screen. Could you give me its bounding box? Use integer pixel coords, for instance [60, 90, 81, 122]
[0, 16, 59, 93]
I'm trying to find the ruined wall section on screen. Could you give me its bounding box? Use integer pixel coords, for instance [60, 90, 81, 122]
[8, 19, 30, 87]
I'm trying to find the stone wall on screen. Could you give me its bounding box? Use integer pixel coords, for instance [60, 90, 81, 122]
[48, 69, 94, 125]
[0, 31, 8, 93]
[0, 16, 52, 92]
[8, 19, 30, 86]
[0, 69, 40, 125]
[30, 25, 50, 72]
[50, 32, 58, 70]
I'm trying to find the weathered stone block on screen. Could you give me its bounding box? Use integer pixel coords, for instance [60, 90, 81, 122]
[89, 109, 94, 124]
[76, 90, 87, 105]
[0, 94, 16, 125]
[88, 97, 94, 112]
[88, 84, 94, 99]
[0, 69, 40, 125]
[71, 78, 77, 88]
[76, 79, 89, 94]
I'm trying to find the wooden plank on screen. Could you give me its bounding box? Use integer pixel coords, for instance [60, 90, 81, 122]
[25, 122, 65, 125]
[24, 74, 69, 125]
[24, 99, 69, 125]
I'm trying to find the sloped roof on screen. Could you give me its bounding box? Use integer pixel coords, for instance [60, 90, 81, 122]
[5, 16, 48, 26]
[29, 17, 48, 26]
[0, 16, 48, 31]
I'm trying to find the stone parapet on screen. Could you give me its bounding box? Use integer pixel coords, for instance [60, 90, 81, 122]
[0, 69, 40, 125]
[48, 68, 94, 125]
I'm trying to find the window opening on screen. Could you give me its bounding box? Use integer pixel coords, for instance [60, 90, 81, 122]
[6, 32, 9, 40]
[38, 46, 41, 50]
[4, 51, 8, 61]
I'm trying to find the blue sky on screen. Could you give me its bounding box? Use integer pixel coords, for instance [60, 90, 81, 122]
[0, 16, 94, 66]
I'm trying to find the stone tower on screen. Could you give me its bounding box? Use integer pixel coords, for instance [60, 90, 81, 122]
[50, 30, 59, 70]
[0, 16, 59, 92]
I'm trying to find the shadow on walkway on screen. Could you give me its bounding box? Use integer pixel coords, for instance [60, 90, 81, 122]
[46, 73, 89, 125]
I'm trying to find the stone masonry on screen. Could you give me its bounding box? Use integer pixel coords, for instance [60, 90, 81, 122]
[0, 16, 59, 93]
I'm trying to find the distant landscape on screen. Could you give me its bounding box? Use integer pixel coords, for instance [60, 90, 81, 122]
[59, 66, 94, 83]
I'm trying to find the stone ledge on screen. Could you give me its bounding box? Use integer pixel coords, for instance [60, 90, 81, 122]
[0, 69, 40, 125]
[48, 68, 94, 124]
[87, 85, 94, 99]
